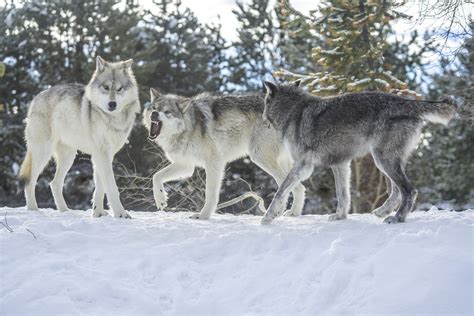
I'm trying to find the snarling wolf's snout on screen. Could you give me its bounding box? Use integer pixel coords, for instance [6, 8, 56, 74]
[148, 111, 162, 140]
[151, 111, 159, 122]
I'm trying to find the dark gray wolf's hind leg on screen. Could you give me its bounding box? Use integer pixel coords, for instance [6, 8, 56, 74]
[261, 159, 313, 224]
[372, 152, 417, 224]
[329, 161, 351, 221]
[371, 177, 401, 218]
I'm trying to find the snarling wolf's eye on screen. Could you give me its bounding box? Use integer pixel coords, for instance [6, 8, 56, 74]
[164, 110, 171, 115]
[117, 86, 123, 92]
[103, 84, 110, 91]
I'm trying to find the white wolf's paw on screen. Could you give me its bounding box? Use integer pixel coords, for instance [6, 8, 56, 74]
[261, 212, 276, 225]
[372, 207, 391, 218]
[189, 213, 210, 220]
[154, 189, 168, 211]
[383, 215, 403, 224]
[93, 209, 109, 218]
[283, 210, 298, 217]
[328, 213, 347, 221]
[114, 210, 132, 219]
[58, 208, 72, 213]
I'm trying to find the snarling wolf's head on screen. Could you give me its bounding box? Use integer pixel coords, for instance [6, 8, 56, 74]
[263, 80, 303, 128]
[143, 88, 191, 141]
[86, 56, 138, 113]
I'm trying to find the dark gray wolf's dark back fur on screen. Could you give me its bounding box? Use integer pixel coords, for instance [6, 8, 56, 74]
[261, 82, 455, 225]
[268, 87, 455, 166]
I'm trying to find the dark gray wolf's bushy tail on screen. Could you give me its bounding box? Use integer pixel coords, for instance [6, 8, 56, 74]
[417, 96, 457, 125]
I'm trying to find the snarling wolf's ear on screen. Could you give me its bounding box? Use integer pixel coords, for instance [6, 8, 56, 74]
[293, 79, 302, 87]
[264, 81, 278, 98]
[150, 88, 160, 102]
[122, 59, 133, 69]
[96, 56, 107, 73]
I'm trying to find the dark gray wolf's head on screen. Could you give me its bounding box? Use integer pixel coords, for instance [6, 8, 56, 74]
[86, 56, 138, 113]
[263, 80, 303, 127]
[143, 88, 191, 140]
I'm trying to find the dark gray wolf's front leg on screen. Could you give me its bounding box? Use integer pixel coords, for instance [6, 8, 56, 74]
[329, 161, 351, 221]
[261, 159, 314, 224]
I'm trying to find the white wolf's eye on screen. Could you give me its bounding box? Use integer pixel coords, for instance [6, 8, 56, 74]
[103, 84, 110, 91]
[117, 87, 123, 92]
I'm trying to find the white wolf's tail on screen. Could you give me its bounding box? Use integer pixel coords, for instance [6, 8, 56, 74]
[419, 96, 457, 126]
[17, 151, 32, 193]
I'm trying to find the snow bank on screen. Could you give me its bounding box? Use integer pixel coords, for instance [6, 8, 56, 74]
[1, 208, 472, 315]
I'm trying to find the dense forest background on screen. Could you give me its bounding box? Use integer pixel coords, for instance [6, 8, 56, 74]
[0, 0, 472, 215]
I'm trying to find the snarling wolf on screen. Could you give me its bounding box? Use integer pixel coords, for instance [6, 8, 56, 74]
[143, 89, 306, 219]
[261, 80, 456, 224]
[19, 56, 140, 218]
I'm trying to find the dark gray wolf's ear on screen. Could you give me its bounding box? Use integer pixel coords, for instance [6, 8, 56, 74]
[150, 88, 160, 102]
[96, 56, 107, 73]
[264, 81, 278, 98]
[293, 79, 302, 87]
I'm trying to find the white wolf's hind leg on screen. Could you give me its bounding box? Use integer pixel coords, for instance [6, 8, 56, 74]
[25, 144, 53, 211]
[92, 168, 108, 217]
[50, 144, 76, 212]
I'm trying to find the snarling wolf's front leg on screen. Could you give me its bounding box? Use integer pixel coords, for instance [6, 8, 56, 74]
[190, 164, 224, 220]
[153, 163, 194, 211]
[92, 154, 130, 219]
[262, 159, 314, 224]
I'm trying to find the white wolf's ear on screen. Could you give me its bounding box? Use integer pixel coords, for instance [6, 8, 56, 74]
[96, 56, 107, 73]
[150, 88, 160, 102]
[293, 79, 302, 87]
[264, 81, 278, 98]
[122, 59, 133, 69]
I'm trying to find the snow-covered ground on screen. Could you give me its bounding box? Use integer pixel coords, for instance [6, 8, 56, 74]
[1, 207, 472, 315]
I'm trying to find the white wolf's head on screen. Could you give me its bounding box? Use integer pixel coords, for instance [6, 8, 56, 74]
[143, 88, 191, 141]
[86, 56, 138, 114]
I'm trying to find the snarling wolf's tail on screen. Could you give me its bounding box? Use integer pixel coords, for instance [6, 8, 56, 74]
[17, 151, 32, 194]
[418, 96, 457, 125]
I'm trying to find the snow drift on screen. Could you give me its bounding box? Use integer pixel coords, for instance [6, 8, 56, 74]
[0, 207, 472, 315]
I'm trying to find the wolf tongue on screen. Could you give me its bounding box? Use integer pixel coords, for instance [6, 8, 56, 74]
[149, 121, 162, 139]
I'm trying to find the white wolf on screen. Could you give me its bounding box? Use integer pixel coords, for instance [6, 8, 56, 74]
[18, 56, 140, 218]
[143, 88, 306, 220]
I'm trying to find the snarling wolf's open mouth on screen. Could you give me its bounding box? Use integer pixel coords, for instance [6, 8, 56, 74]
[148, 112, 162, 140]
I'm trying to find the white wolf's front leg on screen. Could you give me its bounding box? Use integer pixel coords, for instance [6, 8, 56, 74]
[92, 154, 130, 219]
[190, 164, 224, 220]
[92, 168, 108, 217]
[153, 163, 194, 211]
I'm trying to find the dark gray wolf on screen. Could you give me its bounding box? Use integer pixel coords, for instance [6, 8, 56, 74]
[261, 80, 456, 224]
[19, 56, 140, 218]
[143, 89, 306, 219]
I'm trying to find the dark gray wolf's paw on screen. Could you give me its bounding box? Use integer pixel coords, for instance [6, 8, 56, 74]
[383, 215, 404, 224]
[328, 213, 347, 221]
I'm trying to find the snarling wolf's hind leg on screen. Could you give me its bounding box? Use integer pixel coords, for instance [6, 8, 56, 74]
[50, 143, 76, 212]
[250, 148, 306, 217]
[262, 159, 313, 224]
[372, 154, 417, 224]
[371, 179, 401, 218]
[191, 163, 225, 220]
[24, 143, 53, 211]
[329, 161, 351, 221]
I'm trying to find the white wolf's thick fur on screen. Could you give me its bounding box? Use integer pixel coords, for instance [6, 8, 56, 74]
[143, 89, 306, 220]
[20, 56, 139, 218]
